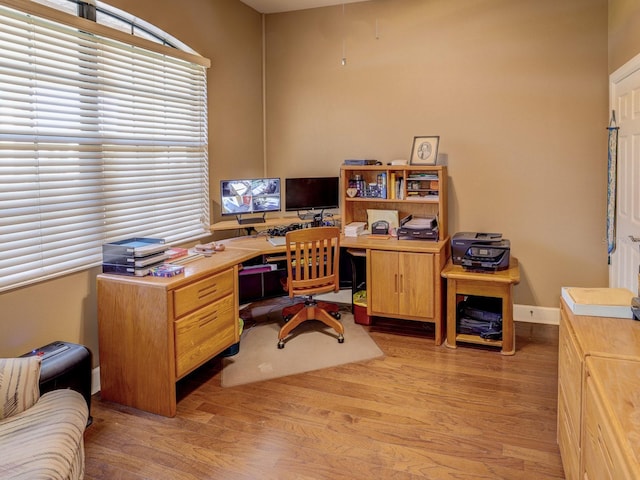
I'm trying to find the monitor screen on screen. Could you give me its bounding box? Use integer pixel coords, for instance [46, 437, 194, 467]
[285, 177, 339, 212]
[220, 178, 281, 217]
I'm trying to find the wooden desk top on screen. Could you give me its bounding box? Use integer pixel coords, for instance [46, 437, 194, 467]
[441, 257, 520, 284]
[561, 298, 640, 358]
[341, 234, 450, 254]
[210, 214, 341, 232]
[97, 235, 286, 289]
[97, 233, 451, 289]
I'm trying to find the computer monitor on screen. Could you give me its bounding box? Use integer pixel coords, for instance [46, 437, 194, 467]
[220, 178, 281, 224]
[285, 177, 339, 220]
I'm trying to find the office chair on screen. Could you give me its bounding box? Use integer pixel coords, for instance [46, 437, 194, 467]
[278, 226, 344, 349]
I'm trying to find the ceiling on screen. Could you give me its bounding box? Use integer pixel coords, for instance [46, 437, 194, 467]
[240, 0, 368, 14]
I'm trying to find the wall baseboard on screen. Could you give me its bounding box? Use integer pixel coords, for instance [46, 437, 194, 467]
[514, 304, 560, 325]
[323, 290, 561, 325]
[91, 367, 101, 396]
[89, 300, 560, 395]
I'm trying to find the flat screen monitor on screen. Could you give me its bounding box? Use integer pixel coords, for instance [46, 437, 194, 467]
[220, 178, 281, 224]
[285, 177, 339, 216]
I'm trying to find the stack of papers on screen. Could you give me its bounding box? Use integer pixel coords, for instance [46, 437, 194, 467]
[344, 222, 367, 237]
[561, 287, 634, 318]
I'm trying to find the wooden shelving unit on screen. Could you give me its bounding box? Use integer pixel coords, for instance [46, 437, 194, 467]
[340, 165, 447, 241]
[340, 165, 449, 344]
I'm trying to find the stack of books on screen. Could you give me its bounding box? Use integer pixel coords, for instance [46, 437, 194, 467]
[102, 237, 171, 276]
[344, 222, 367, 237]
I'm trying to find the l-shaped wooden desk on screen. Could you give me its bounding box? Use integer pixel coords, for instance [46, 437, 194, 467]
[97, 233, 449, 416]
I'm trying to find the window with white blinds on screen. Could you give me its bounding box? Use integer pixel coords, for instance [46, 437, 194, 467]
[0, 2, 210, 292]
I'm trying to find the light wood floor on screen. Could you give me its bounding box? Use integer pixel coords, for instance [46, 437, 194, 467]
[84, 319, 564, 480]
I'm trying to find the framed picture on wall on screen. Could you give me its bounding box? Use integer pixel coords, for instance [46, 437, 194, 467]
[410, 136, 439, 165]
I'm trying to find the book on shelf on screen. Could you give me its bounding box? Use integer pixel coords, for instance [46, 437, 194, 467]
[408, 174, 438, 181]
[389, 173, 396, 199]
[395, 177, 404, 200]
[561, 287, 634, 318]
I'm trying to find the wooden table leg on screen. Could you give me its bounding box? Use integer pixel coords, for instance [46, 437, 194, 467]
[445, 278, 458, 349]
[501, 286, 515, 355]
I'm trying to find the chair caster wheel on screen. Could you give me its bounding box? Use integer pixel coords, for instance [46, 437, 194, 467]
[278, 340, 285, 349]
[338, 335, 344, 344]
[282, 314, 292, 322]
[330, 311, 341, 320]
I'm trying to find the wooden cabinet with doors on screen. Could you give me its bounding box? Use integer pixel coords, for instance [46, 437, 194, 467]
[368, 249, 435, 319]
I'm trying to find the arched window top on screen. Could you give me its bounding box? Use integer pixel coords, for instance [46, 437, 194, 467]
[0, 0, 210, 291]
[31, 0, 196, 54]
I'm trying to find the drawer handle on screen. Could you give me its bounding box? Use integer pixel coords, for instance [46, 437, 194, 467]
[198, 310, 219, 327]
[198, 284, 219, 299]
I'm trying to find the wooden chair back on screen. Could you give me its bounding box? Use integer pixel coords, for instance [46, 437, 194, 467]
[284, 226, 340, 298]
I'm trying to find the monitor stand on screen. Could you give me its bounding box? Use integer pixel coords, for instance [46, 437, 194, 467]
[296, 209, 324, 221]
[236, 213, 266, 225]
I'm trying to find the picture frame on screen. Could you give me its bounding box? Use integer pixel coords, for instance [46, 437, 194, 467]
[410, 136, 439, 165]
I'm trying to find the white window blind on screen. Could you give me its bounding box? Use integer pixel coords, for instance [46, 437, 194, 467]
[0, 2, 210, 292]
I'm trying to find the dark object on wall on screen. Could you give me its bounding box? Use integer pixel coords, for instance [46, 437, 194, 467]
[21, 341, 93, 426]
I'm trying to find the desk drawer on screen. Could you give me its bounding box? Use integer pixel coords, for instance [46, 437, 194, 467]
[174, 294, 237, 378]
[557, 382, 579, 480]
[558, 311, 581, 436]
[584, 375, 634, 480]
[174, 269, 234, 318]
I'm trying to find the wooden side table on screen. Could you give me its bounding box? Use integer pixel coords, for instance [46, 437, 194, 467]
[441, 257, 520, 355]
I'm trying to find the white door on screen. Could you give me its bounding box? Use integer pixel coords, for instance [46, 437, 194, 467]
[609, 53, 640, 294]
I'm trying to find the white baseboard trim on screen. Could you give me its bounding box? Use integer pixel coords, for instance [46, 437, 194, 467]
[514, 304, 560, 325]
[92, 367, 101, 396]
[89, 300, 559, 395]
[323, 290, 561, 326]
